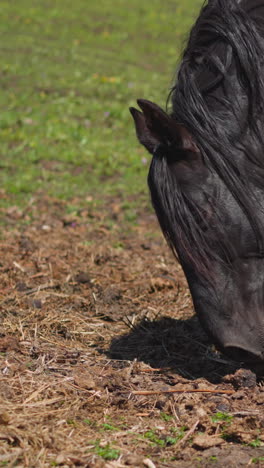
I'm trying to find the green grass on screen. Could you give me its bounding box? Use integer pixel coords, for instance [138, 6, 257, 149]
[142, 426, 187, 448]
[93, 441, 120, 461]
[144, 430, 177, 447]
[211, 412, 233, 424]
[251, 457, 264, 464]
[0, 0, 202, 208]
[248, 438, 262, 448]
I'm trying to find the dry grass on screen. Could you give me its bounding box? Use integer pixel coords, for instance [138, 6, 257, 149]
[0, 197, 264, 468]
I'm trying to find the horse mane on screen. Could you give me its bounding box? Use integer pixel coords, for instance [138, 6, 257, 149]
[149, 0, 264, 276]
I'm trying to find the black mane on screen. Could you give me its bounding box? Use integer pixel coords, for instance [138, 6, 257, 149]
[149, 0, 264, 275]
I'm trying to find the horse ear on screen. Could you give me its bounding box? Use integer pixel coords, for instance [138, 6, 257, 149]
[129, 99, 175, 154]
[129, 107, 159, 154]
[130, 99, 199, 155]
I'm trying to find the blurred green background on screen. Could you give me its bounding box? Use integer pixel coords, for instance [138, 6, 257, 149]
[0, 0, 201, 210]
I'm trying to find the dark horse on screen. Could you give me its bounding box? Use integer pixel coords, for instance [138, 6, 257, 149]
[130, 0, 264, 362]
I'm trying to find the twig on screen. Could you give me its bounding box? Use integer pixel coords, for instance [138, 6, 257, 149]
[13, 261, 26, 272]
[177, 419, 200, 447]
[22, 282, 59, 296]
[23, 383, 55, 404]
[230, 410, 261, 417]
[170, 400, 181, 423]
[131, 388, 234, 396]
[30, 272, 48, 279]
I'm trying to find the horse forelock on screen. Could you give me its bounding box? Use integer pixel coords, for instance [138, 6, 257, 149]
[152, 0, 264, 277]
[148, 151, 240, 279]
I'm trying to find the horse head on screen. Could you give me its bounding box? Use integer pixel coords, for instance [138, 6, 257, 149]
[130, 0, 264, 362]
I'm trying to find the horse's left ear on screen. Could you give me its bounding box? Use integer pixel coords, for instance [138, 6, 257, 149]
[130, 99, 199, 155]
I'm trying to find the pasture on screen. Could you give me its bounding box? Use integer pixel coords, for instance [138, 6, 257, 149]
[0, 0, 264, 467]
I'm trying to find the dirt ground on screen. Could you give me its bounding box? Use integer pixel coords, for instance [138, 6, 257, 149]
[0, 196, 264, 468]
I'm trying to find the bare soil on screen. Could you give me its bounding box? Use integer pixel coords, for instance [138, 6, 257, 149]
[0, 196, 264, 467]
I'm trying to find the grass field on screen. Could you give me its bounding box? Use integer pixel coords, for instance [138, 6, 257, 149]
[0, 0, 201, 206]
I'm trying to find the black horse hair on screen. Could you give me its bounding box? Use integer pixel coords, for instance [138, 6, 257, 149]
[148, 0, 264, 276]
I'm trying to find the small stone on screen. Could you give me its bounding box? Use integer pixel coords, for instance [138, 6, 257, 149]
[41, 224, 51, 231]
[123, 454, 143, 466]
[74, 373, 95, 390]
[141, 243, 151, 250]
[84, 119, 91, 128]
[75, 272, 91, 284]
[0, 336, 20, 352]
[155, 399, 166, 410]
[215, 402, 230, 413]
[196, 407, 207, 419]
[254, 393, 264, 405]
[23, 118, 34, 125]
[55, 454, 65, 465]
[143, 459, 157, 468]
[223, 368, 256, 389]
[31, 299, 42, 309]
[231, 390, 244, 400]
[16, 282, 29, 292]
[0, 412, 10, 425]
[102, 286, 122, 304]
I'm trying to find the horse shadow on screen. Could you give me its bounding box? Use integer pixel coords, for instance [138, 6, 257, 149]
[106, 315, 263, 384]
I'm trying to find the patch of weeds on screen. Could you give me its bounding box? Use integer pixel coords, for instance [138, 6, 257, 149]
[144, 430, 165, 447]
[144, 430, 177, 447]
[251, 457, 264, 464]
[25, 361, 34, 369]
[83, 418, 96, 428]
[209, 456, 218, 463]
[144, 230, 162, 239]
[112, 241, 124, 249]
[188, 458, 203, 468]
[105, 219, 116, 230]
[66, 419, 77, 426]
[101, 423, 120, 431]
[211, 412, 233, 424]
[81, 240, 94, 247]
[94, 442, 120, 461]
[212, 412, 235, 442]
[170, 426, 188, 442]
[123, 209, 137, 223]
[248, 438, 262, 448]
[160, 458, 171, 464]
[121, 201, 134, 210]
[165, 436, 178, 446]
[160, 412, 173, 422]
[66, 204, 81, 215]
